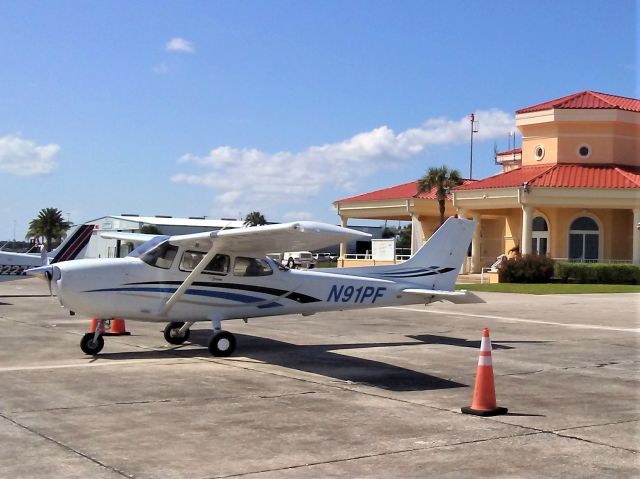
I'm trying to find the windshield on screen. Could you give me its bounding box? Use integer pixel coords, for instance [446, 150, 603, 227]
[128, 235, 170, 258]
[139, 240, 179, 269]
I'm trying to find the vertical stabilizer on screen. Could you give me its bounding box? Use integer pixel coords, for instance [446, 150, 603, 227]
[51, 224, 95, 263]
[372, 217, 475, 291]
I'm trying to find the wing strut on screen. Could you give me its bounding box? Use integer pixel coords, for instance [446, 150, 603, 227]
[159, 246, 220, 316]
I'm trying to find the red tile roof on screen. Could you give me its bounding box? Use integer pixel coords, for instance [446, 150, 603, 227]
[454, 165, 551, 190]
[516, 91, 640, 114]
[455, 164, 640, 190]
[336, 179, 476, 203]
[533, 164, 640, 188]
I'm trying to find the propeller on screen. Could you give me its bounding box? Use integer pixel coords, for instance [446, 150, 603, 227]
[44, 270, 53, 296]
[25, 265, 56, 296]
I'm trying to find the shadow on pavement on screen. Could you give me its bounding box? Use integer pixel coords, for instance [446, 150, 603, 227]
[97, 330, 469, 392]
[408, 334, 551, 350]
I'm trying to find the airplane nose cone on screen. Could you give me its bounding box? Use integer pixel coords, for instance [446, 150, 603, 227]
[52, 266, 66, 304]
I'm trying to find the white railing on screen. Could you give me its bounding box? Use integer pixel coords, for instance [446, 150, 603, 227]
[343, 253, 411, 262]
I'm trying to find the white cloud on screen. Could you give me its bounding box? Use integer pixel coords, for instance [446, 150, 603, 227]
[283, 211, 315, 221]
[0, 134, 59, 176]
[171, 109, 514, 217]
[166, 37, 195, 53]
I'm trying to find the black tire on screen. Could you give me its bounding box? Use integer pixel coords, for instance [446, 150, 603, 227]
[208, 331, 236, 357]
[164, 322, 190, 345]
[287, 258, 296, 269]
[80, 333, 104, 355]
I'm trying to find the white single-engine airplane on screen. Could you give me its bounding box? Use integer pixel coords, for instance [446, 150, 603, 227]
[0, 224, 94, 282]
[29, 218, 480, 357]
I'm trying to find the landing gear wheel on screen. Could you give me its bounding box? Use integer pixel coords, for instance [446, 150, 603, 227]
[80, 333, 104, 355]
[287, 258, 296, 269]
[208, 331, 236, 357]
[164, 322, 190, 345]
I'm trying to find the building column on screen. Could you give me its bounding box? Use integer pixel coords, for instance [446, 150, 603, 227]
[411, 214, 424, 256]
[471, 213, 482, 273]
[521, 206, 533, 255]
[339, 216, 349, 265]
[633, 208, 640, 264]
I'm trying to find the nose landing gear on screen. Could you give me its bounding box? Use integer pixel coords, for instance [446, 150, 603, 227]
[163, 321, 193, 345]
[80, 320, 106, 355]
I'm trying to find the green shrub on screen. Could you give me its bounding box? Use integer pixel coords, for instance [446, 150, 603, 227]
[555, 262, 640, 284]
[498, 254, 555, 283]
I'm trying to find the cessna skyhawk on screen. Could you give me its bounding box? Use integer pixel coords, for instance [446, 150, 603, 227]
[29, 218, 480, 357]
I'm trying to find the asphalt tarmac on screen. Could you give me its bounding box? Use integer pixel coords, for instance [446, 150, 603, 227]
[0, 278, 638, 478]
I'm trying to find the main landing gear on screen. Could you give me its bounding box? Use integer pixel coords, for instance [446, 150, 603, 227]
[162, 319, 236, 357]
[207, 318, 236, 357]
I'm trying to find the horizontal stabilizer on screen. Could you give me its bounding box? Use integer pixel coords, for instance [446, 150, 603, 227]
[402, 289, 485, 304]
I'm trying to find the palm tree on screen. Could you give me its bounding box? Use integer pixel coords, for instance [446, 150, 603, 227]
[243, 211, 267, 227]
[26, 208, 71, 251]
[417, 166, 464, 226]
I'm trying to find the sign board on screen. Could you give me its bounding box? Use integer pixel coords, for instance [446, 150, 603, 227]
[371, 238, 396, 261]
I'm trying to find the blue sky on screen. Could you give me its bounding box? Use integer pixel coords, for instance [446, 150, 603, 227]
[0, 0, 636, 240]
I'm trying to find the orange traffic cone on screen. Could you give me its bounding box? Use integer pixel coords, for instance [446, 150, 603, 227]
[89, 318, 105, 333]
[461, 328, 508, 416]
[107, 318, 131, 336]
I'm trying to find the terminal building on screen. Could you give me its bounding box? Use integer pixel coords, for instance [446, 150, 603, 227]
[82, 215, 244, 258]
[334, 90, 640, 271]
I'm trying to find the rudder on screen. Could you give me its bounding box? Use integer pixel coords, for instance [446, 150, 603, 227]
[380, 217, 475, 291]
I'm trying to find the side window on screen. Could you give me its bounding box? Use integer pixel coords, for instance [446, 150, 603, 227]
[180, 251, 230, 275]
[141, 241, 179, 269]
[206, 254, 230, 274]
[233, 257, 273, 277]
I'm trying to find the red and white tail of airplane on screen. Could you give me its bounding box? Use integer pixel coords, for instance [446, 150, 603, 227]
[0, 224, 94, 281]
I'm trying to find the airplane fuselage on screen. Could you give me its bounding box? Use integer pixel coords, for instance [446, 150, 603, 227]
[0, 251, 43, 280]
[51, 256, 423, 323]
[28, 218, 476, 357]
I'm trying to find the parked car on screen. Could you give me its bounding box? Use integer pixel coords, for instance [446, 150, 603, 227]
[313, 252, 338, 263]
[282, 251, 316, 269]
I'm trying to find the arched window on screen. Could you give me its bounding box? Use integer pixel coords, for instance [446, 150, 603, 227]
[531, 216, 549, 255]
[569, 216, 599, 262]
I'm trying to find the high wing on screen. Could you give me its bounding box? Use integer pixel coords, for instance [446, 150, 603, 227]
[402, 289, 485, 304]
[100, 232, 159, 245]
[166, 221, 371, 256]
[157, 221, 370, 316]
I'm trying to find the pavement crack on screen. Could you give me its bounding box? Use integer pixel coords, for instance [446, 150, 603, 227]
[206, 431, 544, 478]
[0, 412, 133, 478]
[551, 430, 639, 454]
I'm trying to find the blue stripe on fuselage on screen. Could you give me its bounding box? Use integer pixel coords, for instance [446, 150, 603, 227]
[84, 286, 264, 304]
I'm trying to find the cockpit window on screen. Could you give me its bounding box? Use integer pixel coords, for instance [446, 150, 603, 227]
[140, 241, 179, 269]
[233, 257, 273, 277]
[128, 235, 170, 258]
[180, 251, 230, 275]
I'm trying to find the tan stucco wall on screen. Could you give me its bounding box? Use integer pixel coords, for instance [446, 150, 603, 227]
[419, 216, 442, 240]
[480, 219, 504, 265]
[529, 208, 632, 260]
[504, 210, 522, 252]
[520, 119, 640, 168]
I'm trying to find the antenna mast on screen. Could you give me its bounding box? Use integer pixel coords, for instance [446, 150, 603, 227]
[469, 113, 479, 179]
